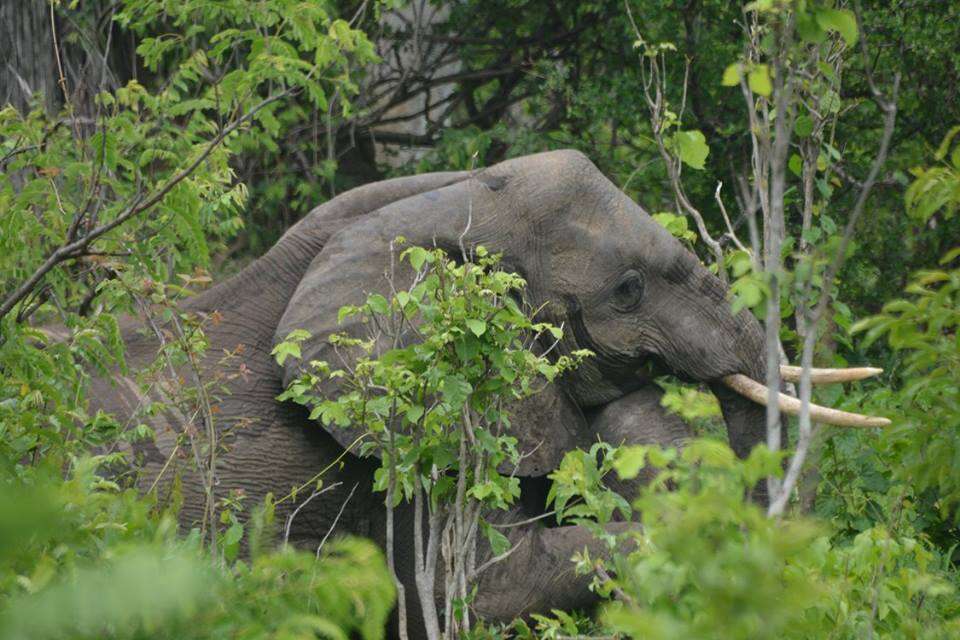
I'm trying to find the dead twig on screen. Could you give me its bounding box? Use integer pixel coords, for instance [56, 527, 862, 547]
[316, 482, 359, 558]
[283, 481, 343, 545]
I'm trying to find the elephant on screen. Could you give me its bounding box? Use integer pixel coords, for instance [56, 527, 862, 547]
[91, 149, 883, 635]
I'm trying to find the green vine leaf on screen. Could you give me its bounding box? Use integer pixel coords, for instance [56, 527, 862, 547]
[816, 8, 859, 47]
[672, 130, 710, 170]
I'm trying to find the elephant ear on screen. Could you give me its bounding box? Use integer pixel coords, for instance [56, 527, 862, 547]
[275, 165, 586, 476]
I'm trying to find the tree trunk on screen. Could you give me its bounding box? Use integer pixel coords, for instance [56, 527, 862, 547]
[1, 0, 58, 113]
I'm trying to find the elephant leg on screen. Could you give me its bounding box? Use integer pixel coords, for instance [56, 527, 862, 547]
[472, 517, 633, 622]
[456, 387, 690, 625]
[468, 388, 687, 622]
[586, 386, 693, 498]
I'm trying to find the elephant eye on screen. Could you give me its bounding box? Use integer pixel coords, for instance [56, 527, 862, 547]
[612, 271, 644, 311]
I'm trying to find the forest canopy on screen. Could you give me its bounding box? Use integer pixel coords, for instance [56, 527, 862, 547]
[1, 1, 959, 638]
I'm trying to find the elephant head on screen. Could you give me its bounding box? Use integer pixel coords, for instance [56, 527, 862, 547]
[274, 149, 884, 476]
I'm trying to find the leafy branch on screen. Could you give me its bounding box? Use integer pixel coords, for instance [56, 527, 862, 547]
[0, 90, 289, 324]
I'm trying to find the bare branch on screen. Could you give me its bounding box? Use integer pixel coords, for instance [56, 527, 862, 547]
[283, 482, 343, 545]
[768, 57, 900, 516]
[715, 182, 750, 254]
[473, 535, 526, 578]
[316, 482, 359, 558]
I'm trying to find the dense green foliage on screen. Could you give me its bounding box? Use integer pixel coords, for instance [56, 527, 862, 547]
[0, 452, 395, 639]
[1, 0, 959, 638]
[546, 440, 960, 639]
[1, 1, 393, 638]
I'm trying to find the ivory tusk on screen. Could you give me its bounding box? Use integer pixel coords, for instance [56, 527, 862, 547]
[722, 373, 892, 428]
[779, 365, 883, 384]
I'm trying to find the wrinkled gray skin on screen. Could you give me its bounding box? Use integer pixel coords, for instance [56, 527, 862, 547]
[91, 150, 767, 634]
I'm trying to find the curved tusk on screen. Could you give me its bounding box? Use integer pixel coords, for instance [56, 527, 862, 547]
[779, 365, 883, 384]
[722, 373, 892, 428]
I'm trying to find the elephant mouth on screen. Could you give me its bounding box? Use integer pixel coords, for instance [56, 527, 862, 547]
[720, 366, 891, 428]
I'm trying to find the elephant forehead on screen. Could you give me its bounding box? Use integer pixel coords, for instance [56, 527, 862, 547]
[550, 225, 627, 288]
[547, 211, 678, 292]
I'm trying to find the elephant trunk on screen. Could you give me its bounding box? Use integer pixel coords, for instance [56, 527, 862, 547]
[704, 293, 771, 460]
[710, 379, 769, 459]
[650, 265, 772, 458]
[670, 268, 888, 460]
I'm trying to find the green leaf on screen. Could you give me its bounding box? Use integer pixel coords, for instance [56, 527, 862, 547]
[367, 293, 389, 315]
[797, 9, 827, 43]
[440, 376, 472, 407]
[744, 0, 774, 11]
[482, 521, 511, 556]
[672, 130, 710, 170]
[405, 405, 424, 424]
[939, 247, 960, 265]
[537, 360, 559, 382]
[455, 335, 480, 362]
[613, 446, 647, 480]
[337, 305, 359, 323]
[816, 8, 859, 47]
[487, 528, 511, 556]
[223, 521, 243, 546]
[934, 125, 960, 161]
[794, 114, 814, 137]
[789, 153, 803, 177]
[320, 402, 350, 427]
[271, 341, 301, 366]
[730, 275, 766, 314]
[748, 64, 772, 97]
[818, 89, 841, 115]
[466, 318, 486, 337]
[652, 212, 696, 242]
[470, 483, 493, 499]
[406, 247, 429, 271]
[726, 250, 753, 278]
[646, 447, 676, 468]
[721, 63, 742, 87]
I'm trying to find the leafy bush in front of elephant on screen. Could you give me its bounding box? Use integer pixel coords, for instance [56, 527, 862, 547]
[6, 134, 896, 636]
[544, 440, 960, 640]
[275, 244, 592, 638]
[0, 457, 395, 640]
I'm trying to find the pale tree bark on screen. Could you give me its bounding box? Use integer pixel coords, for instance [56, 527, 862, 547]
[626, 1, 898, 515]
[0, 1, 58, 113]
[2, 1, 132, 116]
[743, 3, 900, 516]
